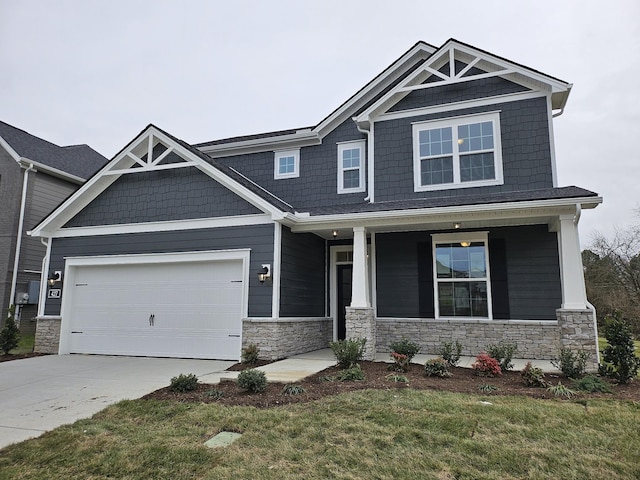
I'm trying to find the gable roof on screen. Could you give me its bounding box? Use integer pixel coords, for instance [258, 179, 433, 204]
[0, 120, 108, 180]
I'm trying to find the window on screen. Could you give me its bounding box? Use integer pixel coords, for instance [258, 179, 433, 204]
[432, 232, 492, 319]
[413, 112, 503, 192]
[337, 140, 365, 194]
[274, 149, 300, 179]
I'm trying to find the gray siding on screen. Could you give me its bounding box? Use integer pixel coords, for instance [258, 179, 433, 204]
[374, 96, 553, 202]
[375, 225, 561, 320]
[45, 224, 275, 317]
[66, 167, 262, 227]
[279, 227, 325, 317]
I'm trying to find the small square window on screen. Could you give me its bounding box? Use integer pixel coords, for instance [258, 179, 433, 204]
[274, 150, 300, 179]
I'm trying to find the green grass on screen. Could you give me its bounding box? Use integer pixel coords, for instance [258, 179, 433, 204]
[8, 333, 34, 355]
[1, 390, 638, 479]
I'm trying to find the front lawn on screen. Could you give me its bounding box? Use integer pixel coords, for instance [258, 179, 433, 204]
[1, 390, 638, 479]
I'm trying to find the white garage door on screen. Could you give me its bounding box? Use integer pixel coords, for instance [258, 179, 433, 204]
[65, 259, 244, 360]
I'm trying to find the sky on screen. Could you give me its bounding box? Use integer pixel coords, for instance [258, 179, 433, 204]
[1, 0, 638, 245]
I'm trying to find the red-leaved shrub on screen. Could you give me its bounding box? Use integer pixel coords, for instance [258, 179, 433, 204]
[472, 352, 502, 377]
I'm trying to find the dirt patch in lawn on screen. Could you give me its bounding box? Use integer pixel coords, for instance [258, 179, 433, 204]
[143, 361, 640, 408]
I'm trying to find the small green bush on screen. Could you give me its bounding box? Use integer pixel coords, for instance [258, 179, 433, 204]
[385, 373, 409, 383]
[241, 344, 260, 365]
[572, 375, 613, 394]
[336, 364, 366, 381]
[204, 388, 224, 399]
[237, 368, 267, 393]
[477, 384, 498, 393]
[547, 381, 577, 399]
[389, 338, 421, 361]
[282, 384, 305, 396]
[438, 340, 463, 367]
[169, 373, 199, 393]
[330, 338, 366, 369]
[520, 362, 549, 388]
[551, 348, 589, 379]
[599, 313, 640, 384]
[424, 357, 451, 378]
[486, 341, 517, 371]
[0, 305, 20, 355]
[472, 352, 502, 377]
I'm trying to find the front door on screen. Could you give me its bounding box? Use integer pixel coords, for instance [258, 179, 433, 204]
[336, 264, 352, 340]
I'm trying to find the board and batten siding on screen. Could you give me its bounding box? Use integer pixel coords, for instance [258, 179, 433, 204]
[279, 227, 325, 317]
[45, 224, 275, 317]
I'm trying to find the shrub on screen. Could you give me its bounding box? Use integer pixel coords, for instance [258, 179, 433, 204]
[330, 338, 366, 369]
[598, 313, 640, 384]
[385, 373, 409, 383]
[572, 375, 613, 394]
[551, 348, 589, 379]
[547, 381, 577, 399]
[241, 344, 260, 365]
[205, 388, 223, 399]
[237, 368, 267, 393]
[0, 305, 20, 355]
[472, 352, 502, 377]
[282, 384, 305, 396]
[389, 338, 421, 361]
[389, 352, 410, 372]
[336, 364, 366, 381]
[520, 362, 549, 388]
[169, 373, 199, 393]
[486, 341, 517, 371]
[477, 384, 498, 393]
[424, 357, 451, 378]
[438, 340, 463, 367]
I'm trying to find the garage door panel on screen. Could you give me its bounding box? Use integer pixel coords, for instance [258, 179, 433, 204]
[65, 258, 245, 360]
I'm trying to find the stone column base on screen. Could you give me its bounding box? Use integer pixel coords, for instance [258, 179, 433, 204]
[556, 308, 599, 371]
[345, 307, 376, 361]
[34, 316, 61, 354]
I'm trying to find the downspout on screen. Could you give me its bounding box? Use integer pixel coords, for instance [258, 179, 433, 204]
[355, 118, 374, 203]
[8, 162, 34, 310]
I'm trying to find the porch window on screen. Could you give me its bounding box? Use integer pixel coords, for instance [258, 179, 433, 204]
[413, 112, 503, 192]
[337, 140, 366, 194]
[432, 232, 492, 319]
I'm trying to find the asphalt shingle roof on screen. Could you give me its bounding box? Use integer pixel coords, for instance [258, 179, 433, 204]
[0, 121, 108, 180]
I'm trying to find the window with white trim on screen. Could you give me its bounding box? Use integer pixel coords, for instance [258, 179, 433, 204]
[413, 112, 503, 192]
[432, 232, 492, 319]
[274, 149, 300, 179]
[337, 140, 365, 194]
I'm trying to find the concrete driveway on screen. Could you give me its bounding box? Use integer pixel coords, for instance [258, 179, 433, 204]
[0, 354, 233, 450]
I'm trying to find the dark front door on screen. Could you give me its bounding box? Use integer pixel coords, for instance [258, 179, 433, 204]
[337, 264, 352, 340]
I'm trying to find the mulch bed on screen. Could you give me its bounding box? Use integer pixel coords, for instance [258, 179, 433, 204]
[0, 352, 46, 363]
[143, 361, 640, 408]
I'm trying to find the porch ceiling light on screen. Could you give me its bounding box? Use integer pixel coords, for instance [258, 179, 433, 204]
[48, 271, 62, 286]
[332, 230, 338, 238]
[453, 223, 461, 229]
[257, 264, 271, 283]
[460, 241, 471, 247]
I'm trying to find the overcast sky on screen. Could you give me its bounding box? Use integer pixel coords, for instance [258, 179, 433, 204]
[1, 0, 638, 244]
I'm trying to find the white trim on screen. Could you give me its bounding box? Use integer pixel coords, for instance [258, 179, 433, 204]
[431, 231, 492, 320]
[0, 134, 22, 162]
[412, 111, 503, 192]
[546, 94, 558, 187]
[337, 140, 366, 194]
[272, 223, 282, 318]
[38, 238, 52, 317]
[330, 245, 354, 341]
[18, 158, 85, 184]
[370, 232, 377, 314]
[274, 149, 300, 179]
[199, 130, 320, 158]
[46, 214, 274, 238]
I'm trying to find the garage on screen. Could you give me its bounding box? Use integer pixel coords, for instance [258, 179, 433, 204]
[59, 251, 248, 360]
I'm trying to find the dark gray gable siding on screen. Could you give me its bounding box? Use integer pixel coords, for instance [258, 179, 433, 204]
[65, 167, 262, 227]
[279, 227, 325, 317]
[45, 224, 275, 317]
[215, 119, 367, 211]
[374, 96, 553, 202]
[375, 225, 561, 320]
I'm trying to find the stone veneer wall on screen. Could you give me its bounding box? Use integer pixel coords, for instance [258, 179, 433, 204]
[557, 309, 599, 369]
[346, 307, 376, 360]
[376, 318, 562, 359]
[242, 317, 332, 360]
[34, 316, 61, 354]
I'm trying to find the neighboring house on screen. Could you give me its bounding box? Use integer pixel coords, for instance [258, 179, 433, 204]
[0, 121, 107, 334]
[30, 39, 601, 364]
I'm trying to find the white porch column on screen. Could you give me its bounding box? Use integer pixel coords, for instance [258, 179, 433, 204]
[351, 226, 370, 307]
[557, 213, 588, 309]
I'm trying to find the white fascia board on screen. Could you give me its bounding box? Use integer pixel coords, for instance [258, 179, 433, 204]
[0, 135, 22, 162]
[289, 196, 602, 233]
[198, 130, 321, 158]
[48, 214, 274, 238]
[19, 158, 85, 184]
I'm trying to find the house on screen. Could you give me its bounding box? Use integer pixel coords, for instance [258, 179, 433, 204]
[29, 39, 601, 364]
[0, 121, 107, 335]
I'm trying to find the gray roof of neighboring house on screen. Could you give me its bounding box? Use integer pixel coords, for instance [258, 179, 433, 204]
[0, 120, 108, 180]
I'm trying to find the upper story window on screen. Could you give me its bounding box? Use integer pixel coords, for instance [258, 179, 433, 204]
[274, 149, 300, 179]
[413, 112, 503, 192]
[337, 140, 365, 194]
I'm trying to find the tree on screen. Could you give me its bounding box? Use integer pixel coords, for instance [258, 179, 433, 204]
[0, 305, 20, 355]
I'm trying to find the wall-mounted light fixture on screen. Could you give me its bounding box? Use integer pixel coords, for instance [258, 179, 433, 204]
[48, 271, 62, 286]
[453, 223, 461, 229]
[460, 241, 471, 247]
[257, 264, 271, 283]
[332, 230, 338, 238]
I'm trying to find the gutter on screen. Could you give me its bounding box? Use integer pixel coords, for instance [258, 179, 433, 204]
[355, 118, 374, 203]
[9, 162, 34, 309]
